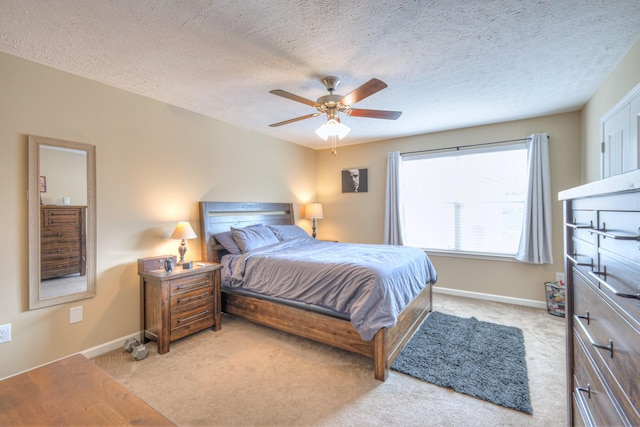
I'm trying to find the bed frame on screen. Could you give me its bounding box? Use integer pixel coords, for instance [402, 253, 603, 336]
[199, 201, 432, 381]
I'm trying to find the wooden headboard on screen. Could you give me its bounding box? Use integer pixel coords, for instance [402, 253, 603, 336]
[199, 201, 295, 262]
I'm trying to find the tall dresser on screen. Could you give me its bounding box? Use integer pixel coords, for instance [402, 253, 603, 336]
[559, 169, 640, 426]
[40, 205, 87, 280]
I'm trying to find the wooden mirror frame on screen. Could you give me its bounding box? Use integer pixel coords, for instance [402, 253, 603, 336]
[28, 135, 97, 310]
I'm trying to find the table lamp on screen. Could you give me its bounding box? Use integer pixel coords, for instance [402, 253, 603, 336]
[304, 203, 323, 238]
[170, 221, 197, 268]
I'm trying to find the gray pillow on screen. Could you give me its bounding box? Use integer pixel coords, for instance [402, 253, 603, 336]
[231, 224, 279, 253]
[267, 224, 309, 241]
[212, 231, 242, 255]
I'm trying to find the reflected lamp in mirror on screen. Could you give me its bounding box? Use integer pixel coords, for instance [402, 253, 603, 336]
[304, 203, 324, 239]
[171, 222, 197, 267]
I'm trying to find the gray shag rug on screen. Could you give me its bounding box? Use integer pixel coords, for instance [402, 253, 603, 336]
[392, 311, 533, 414]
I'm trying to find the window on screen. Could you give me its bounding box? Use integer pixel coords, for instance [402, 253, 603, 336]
[402, 143, 527, 257]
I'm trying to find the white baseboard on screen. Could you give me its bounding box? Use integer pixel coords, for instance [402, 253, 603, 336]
[0, 332, 140, 381]
[80, 332, 140, 359]
[433, 286, 547, 310]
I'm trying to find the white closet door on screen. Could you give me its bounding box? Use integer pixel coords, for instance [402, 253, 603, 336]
[630, 95, 640, 173]
[601, 83, 640, 179]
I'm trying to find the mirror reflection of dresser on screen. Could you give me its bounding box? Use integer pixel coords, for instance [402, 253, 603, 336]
[40, 205, 87, 280]
[28, 135, 96, 309]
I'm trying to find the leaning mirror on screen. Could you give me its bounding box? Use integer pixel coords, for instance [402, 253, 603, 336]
[28, 135, 96, 310]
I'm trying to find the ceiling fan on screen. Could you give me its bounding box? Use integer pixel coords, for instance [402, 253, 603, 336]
[268, 76, 402, 153]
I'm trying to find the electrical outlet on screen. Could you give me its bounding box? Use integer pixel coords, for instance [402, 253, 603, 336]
[556, 272, 565, 283]
[0, 323, 11, 344]
[70, 306, 83, 324]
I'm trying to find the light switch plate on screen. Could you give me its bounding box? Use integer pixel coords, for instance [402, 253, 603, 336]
[70, 306, 83, 324]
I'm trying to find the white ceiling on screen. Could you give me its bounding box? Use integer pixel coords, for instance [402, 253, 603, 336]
[1, 1, 640, 150]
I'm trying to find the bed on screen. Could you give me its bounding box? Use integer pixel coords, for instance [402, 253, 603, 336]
[199, 201, 437, 381]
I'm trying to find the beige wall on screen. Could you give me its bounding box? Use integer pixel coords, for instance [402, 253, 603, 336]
[0, 52, 317, 379]
[315, 113, 582, 303]
[581, 39, 640, 182]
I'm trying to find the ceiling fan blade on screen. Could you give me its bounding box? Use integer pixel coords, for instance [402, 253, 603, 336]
[269, 113, 320, 127]
[347, 108, 402, 120]
[269, 89, 319, 107]
[339, 78, 388, 106]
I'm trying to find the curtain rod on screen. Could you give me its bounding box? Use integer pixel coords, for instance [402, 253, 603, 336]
[400, 135, 549, 156]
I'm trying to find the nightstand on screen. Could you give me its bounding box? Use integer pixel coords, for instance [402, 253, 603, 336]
[138, 256, 222, 354]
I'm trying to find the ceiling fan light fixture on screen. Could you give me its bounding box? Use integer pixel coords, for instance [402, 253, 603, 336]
[315, 119, 350, 141]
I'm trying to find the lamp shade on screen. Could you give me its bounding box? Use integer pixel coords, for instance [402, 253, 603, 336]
[305, 203, 324, 220]
[315, 120, 350, 141]
[170, 221, 197, 240]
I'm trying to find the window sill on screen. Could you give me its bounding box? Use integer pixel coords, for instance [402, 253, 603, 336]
[422, 249, 519, 263]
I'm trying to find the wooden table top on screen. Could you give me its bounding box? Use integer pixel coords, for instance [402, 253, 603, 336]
[0, 353, 174, 426]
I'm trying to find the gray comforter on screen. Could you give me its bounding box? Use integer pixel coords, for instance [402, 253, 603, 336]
[228, 237, 437, 340]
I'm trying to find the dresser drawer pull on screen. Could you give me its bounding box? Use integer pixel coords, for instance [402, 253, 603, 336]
[566, 253, 593, 267]
[576, 384, 591, 399]
[567, 221, 593, 229]
[591, 339, 614, 359]
[588, 269, 640, 300]
[176, 279, 209, 290]
[177, 291, 209, 304]
[590, 226, 640, 241]
[177, 310, 209, 323]
[576, 311, 590, 325]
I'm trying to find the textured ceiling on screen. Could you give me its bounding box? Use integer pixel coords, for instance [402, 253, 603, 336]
[1, 1, 640, 150]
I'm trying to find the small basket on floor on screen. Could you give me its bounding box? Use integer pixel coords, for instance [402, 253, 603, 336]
[544, 281, 565, 317]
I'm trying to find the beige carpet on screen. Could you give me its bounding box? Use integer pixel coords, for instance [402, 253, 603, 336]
[92, 293, 566, 426]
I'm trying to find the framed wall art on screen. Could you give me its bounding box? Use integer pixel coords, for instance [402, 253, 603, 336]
[341, 168, 368, 193]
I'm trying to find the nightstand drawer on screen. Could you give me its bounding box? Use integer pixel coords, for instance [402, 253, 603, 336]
[170, 273, 212, 294]
[171, 298, 214, 339]
[171, 285, 213, 308]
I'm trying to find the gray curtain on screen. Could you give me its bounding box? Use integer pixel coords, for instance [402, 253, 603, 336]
[515, 133, 553, 264]
[384, 151, 405, 245]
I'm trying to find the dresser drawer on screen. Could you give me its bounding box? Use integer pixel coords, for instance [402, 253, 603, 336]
[569, 238, 596, 279]
[572, 331, 627, 427]
[41, 228, 81, 243]
[41, 208, 82, 227]
[573, 274, 640, 420]
[593, 253, 640, 325]
[41, 245, 81, 260]
[41, 258, 81, 278]
[569, 209, 598, 243]
[598, 210, 640, 265]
